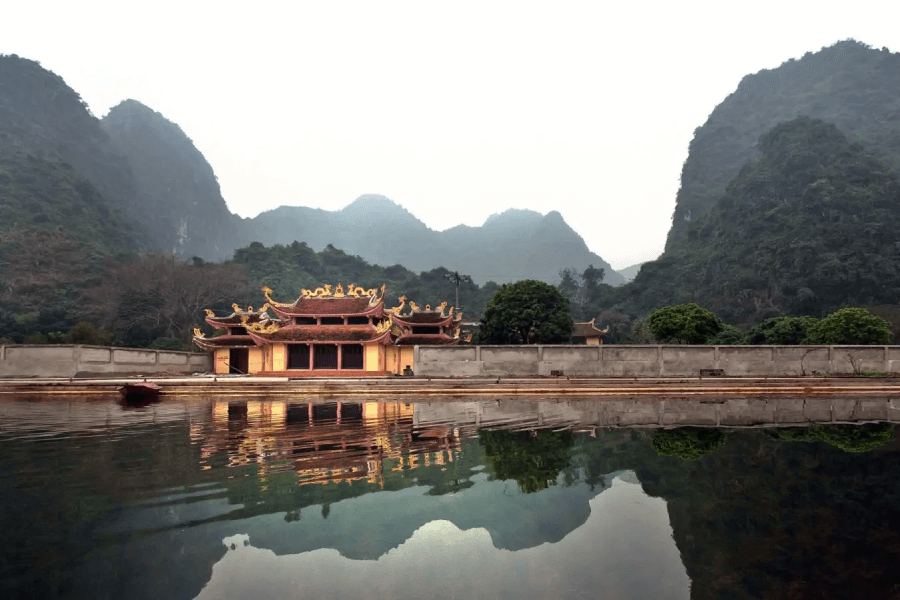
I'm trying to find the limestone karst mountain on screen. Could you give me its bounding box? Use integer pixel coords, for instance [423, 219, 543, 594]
[101, 100, 243, 260]
[247, 197, 623, 286]
[667, 39, 900, 254]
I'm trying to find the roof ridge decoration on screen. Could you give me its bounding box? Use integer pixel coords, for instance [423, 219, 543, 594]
[262, 286, 292, 307]
[374, 314, 394, 335]
[231, 303, 243, 314]
[409, 300, 421, 311]
[241, 314, 281, 334]
[389, 295, 407, 315]
[204, 308, 215, 317]
[435, 301, 448, 315]
[193, 327, 205, 339]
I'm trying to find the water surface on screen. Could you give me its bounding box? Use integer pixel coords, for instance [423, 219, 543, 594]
[1, 396, 898, 599]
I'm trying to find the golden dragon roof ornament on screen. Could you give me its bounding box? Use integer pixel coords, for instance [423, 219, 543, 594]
[374, 314, 393, 335]
[389, 295, 407, 315]
[193, 327, 205, 339]
[262, 286, 292, 307]
[241, 314, 281, 334]
[204, 308, 215, 317]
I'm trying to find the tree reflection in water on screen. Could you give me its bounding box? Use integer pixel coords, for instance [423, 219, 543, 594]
[479, 429, 576, 493]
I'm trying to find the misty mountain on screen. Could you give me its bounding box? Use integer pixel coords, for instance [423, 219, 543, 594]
[248, 196, 623, 285]
[102, 100, 241, 260]
[615, 262, 645, 282]
[667, 40, 900, 254]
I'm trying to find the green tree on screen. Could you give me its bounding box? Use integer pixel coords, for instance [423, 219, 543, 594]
[651, 428, 728, 461]
[478, 280, 573, 344]
[803, 307, 891, 345]
[646, 303, 724, 344]
[746, 316, 820, 345]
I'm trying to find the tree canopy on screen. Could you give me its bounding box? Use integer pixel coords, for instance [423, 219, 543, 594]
[646, 303, 724, 344]
[478, 279, 574, 344]
[804, 307, 891, 345]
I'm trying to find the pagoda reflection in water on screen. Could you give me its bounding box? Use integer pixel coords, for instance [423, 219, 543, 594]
[190, 400, 463, 487]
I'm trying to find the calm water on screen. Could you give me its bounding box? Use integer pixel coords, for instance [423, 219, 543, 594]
[1, 396, 899, 599]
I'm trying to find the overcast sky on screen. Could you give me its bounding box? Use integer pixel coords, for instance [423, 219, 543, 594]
[3, 1, 899, 270]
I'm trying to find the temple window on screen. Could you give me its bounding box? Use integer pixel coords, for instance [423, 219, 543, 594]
[412, 326, 440, 334]
[295, 317, 317, 325]
[231, 326, 248, 336]
[313, 345, 338, 369]
[287, 344, 310, 370]
[347, 316, 369, 325]
[320, 317, 343, 325]
[342, 344, 364, 369]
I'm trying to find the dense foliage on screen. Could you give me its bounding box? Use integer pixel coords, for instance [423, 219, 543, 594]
[230, 241, 498, 317]
[478, 279, 573, 344]
[767, 423, 895, 453]
[619, 116, 900, 324]
[646, 303, 724, 344]
[745, 316, 819, 345]
[803, 307, 891, 345]
[650, 428, 729, 461]
[667, 40, 900, 253]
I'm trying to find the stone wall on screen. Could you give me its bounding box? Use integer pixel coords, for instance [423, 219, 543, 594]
[0, 345, 212, 378]
[414, 345, 900, 377]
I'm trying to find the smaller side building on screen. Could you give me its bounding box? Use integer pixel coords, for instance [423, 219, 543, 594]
[571, 319, 609, 345]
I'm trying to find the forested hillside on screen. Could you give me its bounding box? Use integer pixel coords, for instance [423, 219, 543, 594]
[668, 40, 900, 253]
[616, 117, 900, 323]
[230, 241, 499, 318]
[102, 100, 242, 260]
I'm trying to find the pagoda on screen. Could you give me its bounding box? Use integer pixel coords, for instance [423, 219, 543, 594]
[193, 284, 464, 376]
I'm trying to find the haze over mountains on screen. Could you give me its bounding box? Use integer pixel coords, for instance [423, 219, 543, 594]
[0, 52, 622, 287]
[4, 39, 900, 333]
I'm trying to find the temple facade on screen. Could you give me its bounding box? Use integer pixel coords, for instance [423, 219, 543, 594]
[193, 284, 464, 376]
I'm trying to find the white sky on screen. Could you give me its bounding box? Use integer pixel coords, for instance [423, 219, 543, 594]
[2, 1, 899, 270]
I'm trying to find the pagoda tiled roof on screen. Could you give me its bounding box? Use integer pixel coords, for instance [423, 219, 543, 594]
[572, 320, 609, 338]
[247, 325, 392, 344]
[192, 334, 257, 351]
[392, 311, 458, 327]
[270, 297, 384, 318]
[394, 334, 461, 346]
[204, 309, 278, 329]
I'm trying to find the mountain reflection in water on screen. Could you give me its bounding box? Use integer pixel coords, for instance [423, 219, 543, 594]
[0, 396, 898, 599]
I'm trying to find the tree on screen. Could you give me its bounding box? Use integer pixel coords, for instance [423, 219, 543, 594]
[83, 255, 251, 346]
[803, 307, 891, 345]
[746, 316, 819, 345]
[646, 303, 724, 344]
[479, 279, 573, 344]
[557, 265, 606, 321]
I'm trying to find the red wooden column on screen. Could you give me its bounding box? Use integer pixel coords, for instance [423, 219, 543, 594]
[309, 344, 314, 370]
[337, 344, 342, 371]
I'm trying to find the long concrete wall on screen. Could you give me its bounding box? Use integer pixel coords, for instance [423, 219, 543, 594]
[0, 345, 212, 378]
[414, 345, 900, 377]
